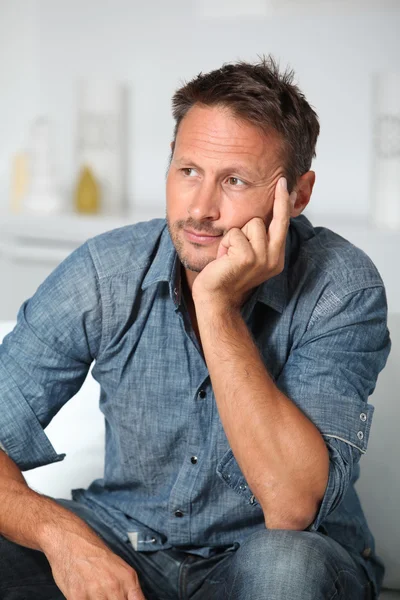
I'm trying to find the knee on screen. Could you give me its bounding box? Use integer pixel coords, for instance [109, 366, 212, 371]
[235, 528, 335, 584]
[0, 534, 52, 588]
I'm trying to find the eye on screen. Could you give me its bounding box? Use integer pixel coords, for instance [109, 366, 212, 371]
[227, 176, 246, 187]
[181, 168, 198, 177]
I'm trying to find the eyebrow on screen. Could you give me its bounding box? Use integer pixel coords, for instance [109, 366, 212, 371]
[173, 156, 260, 181]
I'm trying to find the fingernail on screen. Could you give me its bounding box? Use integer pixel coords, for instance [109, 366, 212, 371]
[290, 191, 297, 208]
[279, 177, 287, 190]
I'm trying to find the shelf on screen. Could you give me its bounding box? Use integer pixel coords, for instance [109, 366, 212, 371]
[0, 208, 164, 244]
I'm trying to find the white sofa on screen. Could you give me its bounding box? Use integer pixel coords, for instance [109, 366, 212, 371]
[0, 320, 399, 599]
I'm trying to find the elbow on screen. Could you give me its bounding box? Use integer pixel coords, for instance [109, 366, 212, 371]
[264, 514, 313, 532]
[263, 500, 320, 532]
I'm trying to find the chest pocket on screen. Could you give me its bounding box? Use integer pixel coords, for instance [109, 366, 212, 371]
[216, 448, 260, 507]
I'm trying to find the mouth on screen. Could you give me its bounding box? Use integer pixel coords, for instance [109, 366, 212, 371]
[184, 229, 222, 245]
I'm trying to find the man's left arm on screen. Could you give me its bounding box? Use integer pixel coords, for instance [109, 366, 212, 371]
[192, 177, 328, 530]
[194, 300, 330, 531]
[192, 177, 390, 531]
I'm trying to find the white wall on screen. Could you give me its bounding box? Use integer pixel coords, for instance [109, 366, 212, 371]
[1, 0, 399, 216]
[0, 0, 41, 205]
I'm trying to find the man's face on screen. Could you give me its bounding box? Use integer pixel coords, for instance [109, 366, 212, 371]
[166, 104, 285, 274]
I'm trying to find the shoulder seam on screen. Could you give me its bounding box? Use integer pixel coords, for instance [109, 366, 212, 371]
[307, 284, 385, 330]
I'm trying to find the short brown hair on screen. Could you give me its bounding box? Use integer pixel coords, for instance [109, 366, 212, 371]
[170, 55, 320, 192]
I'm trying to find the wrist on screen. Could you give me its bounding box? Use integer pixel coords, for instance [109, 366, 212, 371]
[194, 296, 242, 324]
[37, 505, 103, 557]
[193, 286, 253, 315]
[194, 293, 230, 315]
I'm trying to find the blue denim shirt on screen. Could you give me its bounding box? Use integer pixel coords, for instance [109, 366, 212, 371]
[0, 215, 390, 595]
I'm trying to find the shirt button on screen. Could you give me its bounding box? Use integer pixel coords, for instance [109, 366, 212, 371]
[362, 547, 372, 558]
[357, 431, 364, 440]
[174, 510, 184, 518]
[360, 413, 367, 422]
[198, 389, 206, 399]
[191, 456, 198, 464]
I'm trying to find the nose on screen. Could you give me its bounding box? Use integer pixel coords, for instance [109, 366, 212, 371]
[187, 179, 220, 222]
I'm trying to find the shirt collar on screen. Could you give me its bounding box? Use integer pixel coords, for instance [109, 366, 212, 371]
[141, 220, 297, 314]
[141, 224, 182, 307]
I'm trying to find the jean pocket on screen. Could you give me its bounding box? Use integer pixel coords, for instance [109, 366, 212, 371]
[216, 448, 259, 507]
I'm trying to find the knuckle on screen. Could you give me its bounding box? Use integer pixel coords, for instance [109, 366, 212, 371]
[242, 254, 255, 268]
[267, 260, 280, 275]
[269, 259, 279, 271]
[273, 260, 284, 275]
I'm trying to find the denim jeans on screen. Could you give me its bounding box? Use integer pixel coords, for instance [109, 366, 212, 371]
[0, 498, 374, 600]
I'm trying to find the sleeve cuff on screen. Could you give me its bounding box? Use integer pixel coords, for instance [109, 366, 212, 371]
[305, 436, 359, 533]
[0, 362, 66, 471]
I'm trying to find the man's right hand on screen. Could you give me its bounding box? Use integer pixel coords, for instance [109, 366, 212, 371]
[44, 528, 147, 599]
[0, 451, 146, 598]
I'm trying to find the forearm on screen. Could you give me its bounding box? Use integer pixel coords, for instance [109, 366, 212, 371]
[0, 449, 104, 556]
[0, 450, 146, 599]
[196, 303, 329, 529]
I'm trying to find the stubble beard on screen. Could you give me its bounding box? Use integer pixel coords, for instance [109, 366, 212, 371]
[166, 217, 217, 274]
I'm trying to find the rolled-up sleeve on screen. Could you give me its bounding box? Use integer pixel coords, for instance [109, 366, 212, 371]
[276, 284, 391, 531]
[0, 241, 103, 471]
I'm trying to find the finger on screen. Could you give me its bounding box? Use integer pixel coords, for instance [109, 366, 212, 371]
[267, 177, 291, 260]
[218, 227, 254, 260]
[126, 570, 147, 600]
[240, 217, 268, 258]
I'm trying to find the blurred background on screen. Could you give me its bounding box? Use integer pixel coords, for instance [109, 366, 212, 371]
[0, 0, 399, 317]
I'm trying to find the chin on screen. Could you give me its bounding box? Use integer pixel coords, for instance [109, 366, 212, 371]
[167, 219, 216, 271]
[179, 249, 216, 273]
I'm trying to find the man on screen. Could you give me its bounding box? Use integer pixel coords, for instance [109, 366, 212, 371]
[0, 57, 390, 599]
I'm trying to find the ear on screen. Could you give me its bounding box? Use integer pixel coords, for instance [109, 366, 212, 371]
[290, 171, 315, 217]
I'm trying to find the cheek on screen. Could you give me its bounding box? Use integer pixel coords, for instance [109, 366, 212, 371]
[166, 175, 174, 204]
[224, 200, 272, 232]
[166, 176, 192, 213]
[166, 178, 181, 218]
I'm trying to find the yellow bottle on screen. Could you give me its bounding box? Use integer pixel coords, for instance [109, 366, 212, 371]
[10, 152, 29, 213]
[75, 165, 100, 214]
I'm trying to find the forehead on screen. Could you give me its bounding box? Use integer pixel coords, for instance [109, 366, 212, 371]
[174, 104, 282, 166]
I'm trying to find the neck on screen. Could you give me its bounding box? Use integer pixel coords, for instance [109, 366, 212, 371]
[181, 265, 198, 297]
